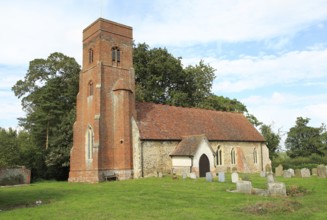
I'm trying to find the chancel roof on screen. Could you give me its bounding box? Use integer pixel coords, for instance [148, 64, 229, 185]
[135, 102, 265, 142]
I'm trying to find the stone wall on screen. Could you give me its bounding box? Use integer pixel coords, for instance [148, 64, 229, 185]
[141, 141, 178, 177]
[0, 167, 31, 186]
[210, 141, 270, 173]
[135, 140, 270, 178]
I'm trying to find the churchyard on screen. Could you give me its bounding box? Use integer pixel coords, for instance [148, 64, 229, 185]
[1, 173, 326, 220]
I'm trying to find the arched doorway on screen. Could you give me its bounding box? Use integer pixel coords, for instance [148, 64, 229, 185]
[199, 154, 210, 177]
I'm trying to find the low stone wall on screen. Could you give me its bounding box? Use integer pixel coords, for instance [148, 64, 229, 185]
[0, 167, 31, 186]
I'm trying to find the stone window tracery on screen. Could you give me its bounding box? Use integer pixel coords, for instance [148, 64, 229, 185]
[231, 148, 236, 165]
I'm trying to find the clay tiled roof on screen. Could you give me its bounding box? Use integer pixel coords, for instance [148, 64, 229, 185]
[136, 102, 265, 142]
[170, 135, 212, 156]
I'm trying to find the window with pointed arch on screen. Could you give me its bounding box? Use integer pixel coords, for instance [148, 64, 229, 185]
[86, 125, 94, 160]
[88, 48, 94, 64]
[216, 146, 223, 166]
[231, 148, 236, 165]
[111, 46, 120, 65]
[253, 148, 258, 164]
[88, 80, 94, 96]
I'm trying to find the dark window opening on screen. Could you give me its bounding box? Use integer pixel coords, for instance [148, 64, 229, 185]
[112, 47, 121, 65]
[88, 48, 94, 64]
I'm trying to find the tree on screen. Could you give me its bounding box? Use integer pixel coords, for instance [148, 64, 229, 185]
[133, 43, 216, 108]
[285, 117, 325, 158]
[197, 94, 247, 112]
[260, 124, 281, 159]
[0, 128, 21, 168]
[12, 52, 80, 179]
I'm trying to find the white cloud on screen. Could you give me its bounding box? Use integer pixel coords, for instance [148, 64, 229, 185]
[210, 47, 327, 93]
[134, 0, 327, 46]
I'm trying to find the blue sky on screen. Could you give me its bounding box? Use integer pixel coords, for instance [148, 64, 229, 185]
[1, 0, 327, 146]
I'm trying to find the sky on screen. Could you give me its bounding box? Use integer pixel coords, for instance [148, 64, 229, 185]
[1, 0, 327, 147]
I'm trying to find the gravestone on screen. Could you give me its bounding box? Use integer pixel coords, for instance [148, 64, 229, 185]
[182, 173, 187, 179]
[236, 181, 252, 194]
[206, 172, 213, 182]
[295, 169, 301, 178]
[158, 172, 163, 178]
[283, 170, 292, 178]
[300, 168, 310, 178]
[265, 164, 272, 174]
[260, 171, 266, 177]
[287, 168, 295, 177]
[231, 172, 239, 183]
[267, 182, 286, 196]
[275, 164, 283, 176]
[311, 168, 318, 176]
[218, 172, 225, 182]
[189, 172, 197, 179]
[266, 173, 275, 183]
[317, 165, 327, 178]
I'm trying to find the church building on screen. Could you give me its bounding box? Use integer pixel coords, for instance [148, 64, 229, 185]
[68, 18, 270, 183]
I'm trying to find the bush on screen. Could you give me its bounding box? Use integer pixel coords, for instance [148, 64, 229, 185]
[272, 153, 327, 170]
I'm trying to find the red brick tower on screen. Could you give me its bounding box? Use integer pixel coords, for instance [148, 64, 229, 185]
[69, 18, 135, 182]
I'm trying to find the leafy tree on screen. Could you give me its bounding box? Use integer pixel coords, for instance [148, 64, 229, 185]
[197, 94, 247, 112]
[285, 117, 325, 158]
[260, 124, 281, 159]
[0, 128, 21, 168]
[12, 52, 80, 179]
[133, 43, 215, 108]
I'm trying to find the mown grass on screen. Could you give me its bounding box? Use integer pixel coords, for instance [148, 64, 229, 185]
[0, 174, 326, 220]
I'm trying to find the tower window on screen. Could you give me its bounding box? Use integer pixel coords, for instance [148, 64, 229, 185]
[88, 81, 94, 96]
[231, 148, 236, 165]
[86, 125, 94, 160]
[89, 48, 94, 64]
[112, 47, 120, 65]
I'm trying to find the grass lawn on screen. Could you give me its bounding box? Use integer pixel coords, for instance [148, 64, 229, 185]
[0, 174, 326, 220]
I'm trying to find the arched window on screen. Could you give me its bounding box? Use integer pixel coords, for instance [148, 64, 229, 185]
[231, 148, 236, 165]
[88, 48, 94, 64]
[253, 148, 258, 164]
[111, 47, 120, 65]
[86, 126, 94, 160]
[216, 146, 223, 166]
[88, 80, 94, 96]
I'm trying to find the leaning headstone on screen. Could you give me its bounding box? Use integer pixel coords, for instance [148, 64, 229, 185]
[260, 171, 266, 177]
[311, 168, 318, 176]
[231, 172, 239, 183]
[295, 169, 301, 178]
[218, 172, 225, 182]
[275, 164, 283, 176]
[206, 172, 213, 182]
[236, 181, 252, 194]
[317, 165, 327, 178]
[283, 170, 292, 178]
[266, 173, 275, 183]
[300, 168, 310, 178]
[267, 182, 286, 196]
[189, 172, 197, 179]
